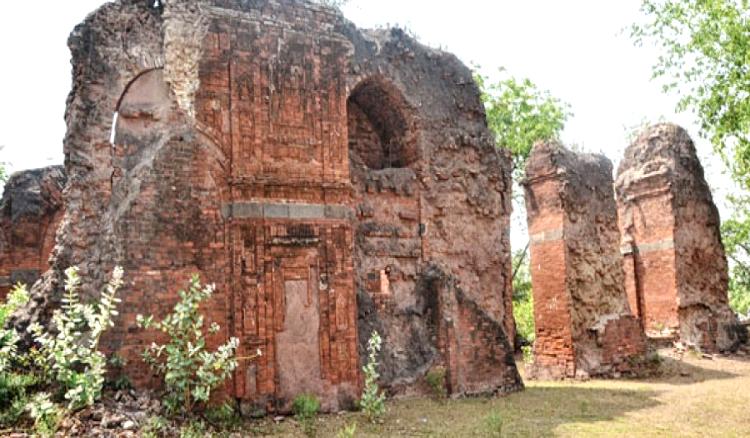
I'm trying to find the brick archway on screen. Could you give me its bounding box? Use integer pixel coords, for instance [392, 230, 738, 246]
[347, 77, 435, 390]
[347, 77, 419, 170]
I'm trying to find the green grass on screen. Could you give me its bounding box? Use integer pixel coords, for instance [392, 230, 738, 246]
[119, 351, 748, 437]
[251, 351, 750, 437]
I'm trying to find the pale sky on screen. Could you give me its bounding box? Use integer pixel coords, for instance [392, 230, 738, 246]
[0, 0, 739, 246]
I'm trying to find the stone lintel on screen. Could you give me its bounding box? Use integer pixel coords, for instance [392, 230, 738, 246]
[529, 228, 564, 245]
[620, 238, 674, 255]
[222, 201, 353, 221]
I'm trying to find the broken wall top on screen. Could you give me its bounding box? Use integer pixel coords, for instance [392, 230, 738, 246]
[616, 123, 713, 206]
[525, 141, 614, 212]
[0, 166, 66, 225]
[525, 141, 620, 247]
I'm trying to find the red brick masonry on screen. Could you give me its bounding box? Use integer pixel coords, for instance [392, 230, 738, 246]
[5, 0, 522, 413]
[616, 124, 743, 352]
[524, 142, 646, 379]
[0, 166, 65, 300]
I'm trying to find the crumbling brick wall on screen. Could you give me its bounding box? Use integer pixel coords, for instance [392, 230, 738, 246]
[524, 142, 646, 379]
[338, 23, 520, 395]
[616, 123, 742, 352]
[9, 0, 521, 412]
[0, 166, 66, 300]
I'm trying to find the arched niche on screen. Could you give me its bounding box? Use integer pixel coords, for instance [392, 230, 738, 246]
[113, 68, 171, 142]
[347, 77, 429, 392]
[347, 77, 417, 171]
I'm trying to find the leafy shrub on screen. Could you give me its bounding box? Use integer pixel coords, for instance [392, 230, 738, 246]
[292, 393, 320, 437]
[26, 392, 60, 437]
[425, 366, 447, 399]
[137, 275, 240, 415]
[0, 284, 29, 373]
[359, 330, 386, 422]
[29, 266, 123, 410]
[729, 264, 750, 316]
[0, 284, 35, 427]
[141, 414, 168, 438]
[0, 370, 38, 427]
[513, 294, 535, 344]
[720, 205, 750, 316]
[205, 401, 241, 429]
[292, 393, 320, 420]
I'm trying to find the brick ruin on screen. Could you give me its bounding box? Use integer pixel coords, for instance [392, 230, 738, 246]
[3, 0, 745, 410]
[523, 142, 646, 379]
[0, 166, 66, 300]
[5, 0, 522, 413]
[616, 123, 743, 352]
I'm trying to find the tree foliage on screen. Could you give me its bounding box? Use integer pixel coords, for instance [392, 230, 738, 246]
[631, 0, 750, 188]
[475, 70, 571, 179]
[721, 196, 750, 315]
[633, 1, 750, 315]
[474, 70, 568, 343]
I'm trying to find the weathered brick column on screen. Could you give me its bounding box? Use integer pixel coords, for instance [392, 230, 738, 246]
[616, 123, 743, 352]
[524, 142, 646, 379]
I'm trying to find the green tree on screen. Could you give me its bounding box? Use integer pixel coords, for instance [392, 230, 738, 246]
[720, 196, 750, 316]
[631, 0, 750, 188]
[475, 69, 569, 342]
[632, 1, 750, 316]
[475, 70, 571, 181]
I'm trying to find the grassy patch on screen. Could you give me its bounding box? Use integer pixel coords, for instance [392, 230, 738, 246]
[249, 352, 750, 437]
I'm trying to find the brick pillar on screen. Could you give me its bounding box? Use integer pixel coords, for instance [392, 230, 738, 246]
[616, 123, 742, 352]
[524, 142, 646, 379]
